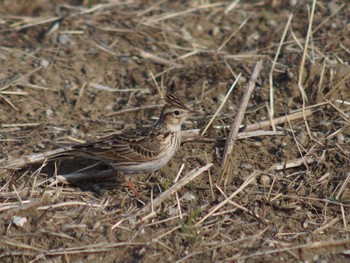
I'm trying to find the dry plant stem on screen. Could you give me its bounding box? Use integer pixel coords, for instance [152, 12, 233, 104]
[225, 0, 240, 13]
[137, 49, 183, 68]
[325, 73, 350, 99]
[312, 3, 345, 34]
[195, 171, 257, 226]
[267, 155, 322, 171]
[316, 63, 326, 102]
[201, 74, 241, 136]
[335, 171, 350, 200]
[297, 0, 316, 103]
[243, 109, 312, 132]
[269, 13, 293, 117]
[0, 67, 42, 91]
[215, 184, 268, 224]
[0, 94, 19, 111]
[135, 163, 212, 220]
[217, 17, 249, 52]
[150, 71, 164, 98]
[298, 1, 317, 142]
[2, 123, 40, 128]
[222, 61, 262, 167]
[313, 218, 339, 234]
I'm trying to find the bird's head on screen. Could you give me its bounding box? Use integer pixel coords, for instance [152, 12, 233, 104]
[160, 94, 193, 131]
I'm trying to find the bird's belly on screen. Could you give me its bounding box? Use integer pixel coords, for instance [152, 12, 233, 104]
[115, 134, 179, 174]
[116, 156, 172, 174]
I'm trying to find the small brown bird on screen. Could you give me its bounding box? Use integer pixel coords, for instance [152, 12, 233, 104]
[59, 94, 192, 174]
[2, 94, 192, 194]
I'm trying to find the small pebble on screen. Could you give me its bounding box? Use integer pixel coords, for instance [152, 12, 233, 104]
[303, 220, 309, 229]
[68, 127, 78, 135]
[212, 26, 220, 37]
[92, 221, 100, 231]
[40, 59, 49, 68]
[12, 216, 27, 227]
[259, 175, 271, 187]
[337, 133, 345, 144]
[58, 34, 70, 44]
[241, 163, 253, 170]
[296, 132, 308, 146]
[45, 108, 54, 117]
[37, 143, 45, 149]
[181, 192, 196, 201]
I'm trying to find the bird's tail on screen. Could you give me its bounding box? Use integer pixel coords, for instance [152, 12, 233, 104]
[0, 146, 78, 171]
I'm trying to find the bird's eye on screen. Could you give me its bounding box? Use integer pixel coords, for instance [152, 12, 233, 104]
[174, 110, 180, 115]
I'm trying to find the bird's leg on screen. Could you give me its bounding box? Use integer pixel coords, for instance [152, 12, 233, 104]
[124, 176, 141, 198]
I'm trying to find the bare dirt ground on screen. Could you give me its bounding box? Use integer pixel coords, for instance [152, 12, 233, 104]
[0, 0, 350, 262]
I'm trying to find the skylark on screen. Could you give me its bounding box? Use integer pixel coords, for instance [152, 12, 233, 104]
[2, 94, 192, 195]
[57, 94, 192, 174]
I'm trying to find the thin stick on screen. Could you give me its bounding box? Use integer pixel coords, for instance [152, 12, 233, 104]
[74, 82, 86, 109]
[195, 171, 257, 226]
[201, 74, 241, 136]
[341, 204, 347, 228]
[0, 91, 28, 95]
[215, 184, 268, 224]
[313, 218, 340, 235]
[217, 17, 249, 52]
[267, 155, 322, 171]
[225, 0, 240, 14]
[138, 49, 183, 68]
[243, 109, 312, 132]
[222, 61, 262, 167]
[298, 0, 317, 103]
[2, 123, 40, 128]
[0, 67, 42, 91]
[336, 171, 350, 200]
[136, 163, 212, 220]
[269, 13, 293, 117]
[324, 71, 350, 99]
[0, 94, 18, 111]
[150, 71, 164, 98]
[312, 3, 345, 34]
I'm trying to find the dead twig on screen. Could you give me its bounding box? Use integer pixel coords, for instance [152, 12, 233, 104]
[135, 163, 212, 220]
[267, 155, 323, 171]
[220, 61, 262, 184]
[201, 74, 241, 136]
[244, 109, 313, 132]
[137, 49, 183, 68]
[195, 171, 257, 226]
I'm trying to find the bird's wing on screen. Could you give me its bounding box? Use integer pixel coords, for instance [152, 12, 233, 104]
[72, 128, 161, 163]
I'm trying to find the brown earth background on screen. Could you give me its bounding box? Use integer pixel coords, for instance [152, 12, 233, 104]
[0, 0, 350, 262]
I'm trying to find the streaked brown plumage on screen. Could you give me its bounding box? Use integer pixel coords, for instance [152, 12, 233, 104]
[53, 94, 191, 174]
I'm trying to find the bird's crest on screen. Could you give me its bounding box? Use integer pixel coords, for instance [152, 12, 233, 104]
[164, 94, 189, 110]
